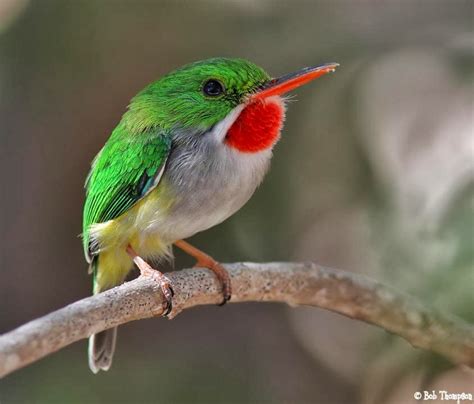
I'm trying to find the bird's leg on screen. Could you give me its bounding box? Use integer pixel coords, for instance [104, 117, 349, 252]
[126, 245, 174, 316]
[174, 240, 231, 305]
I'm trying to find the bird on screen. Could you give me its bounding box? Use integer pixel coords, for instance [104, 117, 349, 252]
[82, 57, 338, 373]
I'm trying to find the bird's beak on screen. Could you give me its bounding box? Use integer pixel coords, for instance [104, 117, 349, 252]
[250, 63, 339, 101]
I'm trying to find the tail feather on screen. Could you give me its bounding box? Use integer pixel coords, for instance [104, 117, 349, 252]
[88, 327, 117, 373]
[87, 253, 129, 374]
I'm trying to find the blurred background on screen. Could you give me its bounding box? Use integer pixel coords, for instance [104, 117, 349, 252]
[0, 0, 473, 403]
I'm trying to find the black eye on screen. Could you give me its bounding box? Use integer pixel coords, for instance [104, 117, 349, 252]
[203, 79, 224, 97]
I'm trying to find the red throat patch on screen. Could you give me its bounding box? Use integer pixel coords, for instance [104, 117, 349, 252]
[225, 99, 285, 153]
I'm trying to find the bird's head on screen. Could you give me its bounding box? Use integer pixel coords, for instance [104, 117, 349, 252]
[123, 58, 338, 153]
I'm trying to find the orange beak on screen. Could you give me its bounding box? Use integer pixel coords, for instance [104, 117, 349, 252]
[251, 63, 339, 101]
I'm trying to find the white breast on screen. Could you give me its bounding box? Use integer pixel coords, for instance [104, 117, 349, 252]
[137, 99, 284, 243]
[136, 122, 267, 243]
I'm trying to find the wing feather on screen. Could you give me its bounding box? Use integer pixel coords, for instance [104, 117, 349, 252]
[82, 126, 171, 262]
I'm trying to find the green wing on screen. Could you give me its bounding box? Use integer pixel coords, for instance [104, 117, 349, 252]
[83, 125, 171, 262]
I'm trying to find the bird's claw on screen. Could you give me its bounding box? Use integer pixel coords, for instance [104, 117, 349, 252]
[218, 287, 232, 306]
[127, 246, 175, 317]
[158, 275, 174, 317]
[173, 240, 232, 307]
[195, 259, 232, 306]
[139, 268, 174, 317]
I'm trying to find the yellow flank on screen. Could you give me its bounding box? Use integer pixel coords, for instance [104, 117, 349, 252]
[91, 181, 175, 292]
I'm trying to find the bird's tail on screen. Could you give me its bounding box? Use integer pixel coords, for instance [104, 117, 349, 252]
[88, 326, 117, 374]
[88, 252, 131, 374]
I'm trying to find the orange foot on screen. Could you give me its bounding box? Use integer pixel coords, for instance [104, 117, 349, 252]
[174, 240, 231, 305]
[126, 245, 174, 316]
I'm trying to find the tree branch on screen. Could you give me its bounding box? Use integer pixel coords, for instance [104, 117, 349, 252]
[0, 262, 473, 378]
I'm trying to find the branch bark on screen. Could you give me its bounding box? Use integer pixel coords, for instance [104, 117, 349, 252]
[0, 262, 473, 378]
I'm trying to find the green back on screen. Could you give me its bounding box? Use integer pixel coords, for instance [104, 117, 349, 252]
[83, 124, 170, 260]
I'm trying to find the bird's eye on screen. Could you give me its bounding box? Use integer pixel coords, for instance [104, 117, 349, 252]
[203, 79, 224, 97]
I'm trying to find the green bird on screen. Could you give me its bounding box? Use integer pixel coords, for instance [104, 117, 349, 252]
[83, 57, 338, 373]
